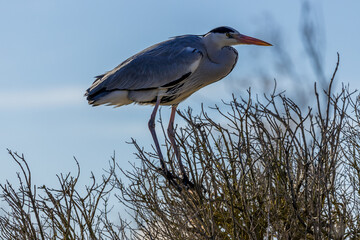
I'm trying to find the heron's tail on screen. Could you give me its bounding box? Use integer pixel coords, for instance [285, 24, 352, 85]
[85, 88, 132, 107]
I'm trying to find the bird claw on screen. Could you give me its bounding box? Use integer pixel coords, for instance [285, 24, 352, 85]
[181, 174, 195, 189]
[157, 167, 207, 193]
[157, 168, 181, 191]
[181, 175, 207, 193]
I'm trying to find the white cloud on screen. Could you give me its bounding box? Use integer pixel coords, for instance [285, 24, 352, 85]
[0, 86, 85, 110]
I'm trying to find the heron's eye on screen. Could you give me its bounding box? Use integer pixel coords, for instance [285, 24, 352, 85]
[226, 32, 233, 38]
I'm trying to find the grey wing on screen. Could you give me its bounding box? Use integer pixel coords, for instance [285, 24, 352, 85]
[86, 37, 204, 99]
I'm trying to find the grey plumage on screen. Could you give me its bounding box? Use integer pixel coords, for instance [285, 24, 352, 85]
[85, 26, 271, 187]
[85, 28, 244, 106]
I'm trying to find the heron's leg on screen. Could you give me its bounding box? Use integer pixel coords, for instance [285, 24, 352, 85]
[148, 96, 167, 171]
[167, 105, 193, 187]
[148, 97, 181, 190]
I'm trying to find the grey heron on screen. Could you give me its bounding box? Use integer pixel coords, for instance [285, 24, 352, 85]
[85, 26, 271, 188]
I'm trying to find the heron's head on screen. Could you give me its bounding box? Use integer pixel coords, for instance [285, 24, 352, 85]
[204, 26, 272, 47]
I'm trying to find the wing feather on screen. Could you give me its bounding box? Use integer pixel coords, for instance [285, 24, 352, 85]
[86, 35, 205, 99]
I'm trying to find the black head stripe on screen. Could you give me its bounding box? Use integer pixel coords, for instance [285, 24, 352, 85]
[209, 26, 234, 34]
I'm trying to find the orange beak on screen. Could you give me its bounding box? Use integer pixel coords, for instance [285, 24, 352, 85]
[235, 34, 272, 46]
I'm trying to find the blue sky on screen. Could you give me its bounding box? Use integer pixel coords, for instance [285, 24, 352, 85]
[1, 0, 359, 188]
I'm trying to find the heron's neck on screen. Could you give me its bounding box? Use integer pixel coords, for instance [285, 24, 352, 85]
[202, 36, 230, 63]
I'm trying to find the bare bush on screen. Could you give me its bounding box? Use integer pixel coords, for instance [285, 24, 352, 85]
[0, 153, 129, 240]
[114, 54, 360, 239]
[2, 54, 360, 239]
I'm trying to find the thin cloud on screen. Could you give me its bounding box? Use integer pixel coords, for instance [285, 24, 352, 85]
[0, 86, 86, 110]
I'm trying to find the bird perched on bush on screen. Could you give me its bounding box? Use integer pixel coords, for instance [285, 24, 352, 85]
[85, 26, 271, 188]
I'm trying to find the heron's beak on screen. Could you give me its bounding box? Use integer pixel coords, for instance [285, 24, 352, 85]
[235, 34, 272, 46]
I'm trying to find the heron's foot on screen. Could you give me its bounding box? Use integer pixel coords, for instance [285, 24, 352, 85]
[158, 168, 182, 192]
[181, 174, 195, 189]
[181, 174, 208, 193]
[158, 168, 207, 193]
[163, 168, 179, 181]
